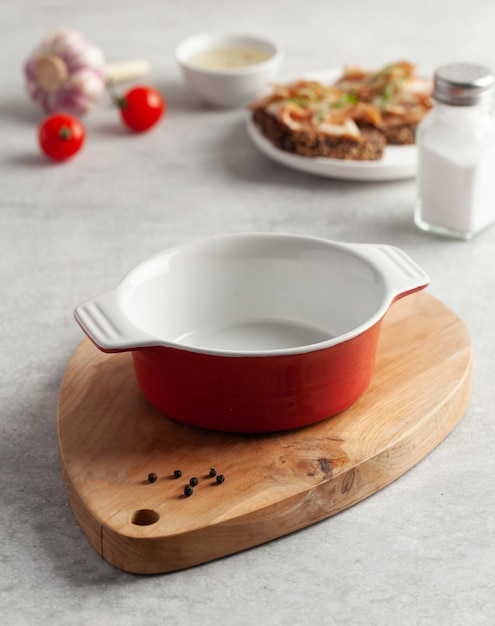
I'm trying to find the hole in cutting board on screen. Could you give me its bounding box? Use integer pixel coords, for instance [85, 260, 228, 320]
[131, 509, 160, 526]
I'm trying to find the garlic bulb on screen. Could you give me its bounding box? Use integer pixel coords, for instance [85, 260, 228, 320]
[25, 28, 107, 116]
[24, 28, 150, 116]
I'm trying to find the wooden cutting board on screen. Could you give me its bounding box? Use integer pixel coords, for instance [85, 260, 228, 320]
[57, 292, 472, 575]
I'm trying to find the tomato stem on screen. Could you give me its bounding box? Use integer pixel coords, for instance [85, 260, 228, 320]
[58, 126, 72, 140]
[106, 80, 128, 109]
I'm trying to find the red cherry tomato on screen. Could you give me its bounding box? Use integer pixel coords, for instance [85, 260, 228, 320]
[38, 114, 85, 161]
[117, 85, 166, 132]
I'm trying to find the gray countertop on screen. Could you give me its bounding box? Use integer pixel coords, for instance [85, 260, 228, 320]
[1, 1, 494, 624]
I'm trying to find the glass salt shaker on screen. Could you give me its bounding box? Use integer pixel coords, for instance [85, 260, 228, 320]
[415, 62, 495, 239]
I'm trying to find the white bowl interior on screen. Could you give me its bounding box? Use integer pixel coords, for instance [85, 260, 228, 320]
[176, 33, 280, 73]
[122, 236, 385, 353]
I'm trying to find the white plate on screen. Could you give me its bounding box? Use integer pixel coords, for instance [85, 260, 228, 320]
[246, 68, 418, 181]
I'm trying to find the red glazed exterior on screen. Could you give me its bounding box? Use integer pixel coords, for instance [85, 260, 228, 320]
[132, 319, 383, 432]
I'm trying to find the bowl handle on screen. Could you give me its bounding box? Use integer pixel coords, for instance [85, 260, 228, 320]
[360, 243, 430, 300]
[74, 290, 156, 353]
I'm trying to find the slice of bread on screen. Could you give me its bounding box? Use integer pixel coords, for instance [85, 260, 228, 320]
[253, 108, 386, 160]
[333, 62, 432, 146]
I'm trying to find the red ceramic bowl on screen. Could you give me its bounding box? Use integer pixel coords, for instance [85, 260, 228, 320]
[74, 233, 429, 432]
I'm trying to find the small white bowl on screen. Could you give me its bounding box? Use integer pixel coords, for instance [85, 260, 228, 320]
[175, 33, 283, 107]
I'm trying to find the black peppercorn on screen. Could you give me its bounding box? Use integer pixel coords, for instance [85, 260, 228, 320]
[173, 469, 182, 479]
[216, 474, 225, 484]
[189, 477, 199, 487]
[184, 485, 193, 497]
[147, 472, 157, 483]
[209, 468, 217, 477]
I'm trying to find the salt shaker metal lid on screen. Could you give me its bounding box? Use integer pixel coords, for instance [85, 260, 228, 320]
[433, 63, 494, 106]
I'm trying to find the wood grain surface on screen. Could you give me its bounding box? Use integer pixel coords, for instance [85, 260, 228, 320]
[57, 292, 472, 574]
